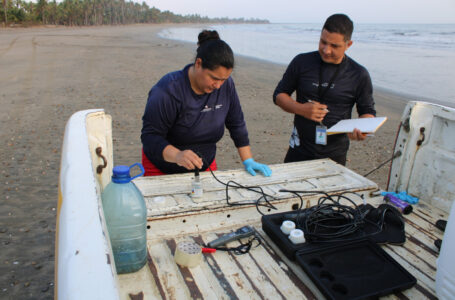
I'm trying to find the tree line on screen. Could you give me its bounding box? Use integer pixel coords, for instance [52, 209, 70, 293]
[1, 0, 268, 26]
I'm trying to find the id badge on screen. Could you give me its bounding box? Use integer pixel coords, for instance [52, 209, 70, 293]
[315, 125, 327, 145]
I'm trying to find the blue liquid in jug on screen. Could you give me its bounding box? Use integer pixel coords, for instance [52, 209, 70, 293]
[112, 238, 147, 273]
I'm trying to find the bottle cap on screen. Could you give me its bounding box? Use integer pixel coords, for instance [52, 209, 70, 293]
[289, 229, 305, 244]
[280, 220, 296, 235]
[112, 165, 131, 183]
[112, 163, 145, 183]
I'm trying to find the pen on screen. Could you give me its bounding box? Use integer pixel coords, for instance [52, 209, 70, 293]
[307, 100, 329, 112]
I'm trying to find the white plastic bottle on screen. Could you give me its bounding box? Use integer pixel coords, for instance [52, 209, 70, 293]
[436, 201, 455, 299]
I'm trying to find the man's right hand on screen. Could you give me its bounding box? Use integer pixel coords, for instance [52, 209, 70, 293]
[300, 100, 328, 123]
[275, 94, 328, 123]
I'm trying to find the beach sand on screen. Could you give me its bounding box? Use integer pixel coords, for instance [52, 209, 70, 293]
[0, 24, 408, 298]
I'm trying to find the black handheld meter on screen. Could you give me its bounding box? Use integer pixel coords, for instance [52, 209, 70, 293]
[207, 226, 255, 248]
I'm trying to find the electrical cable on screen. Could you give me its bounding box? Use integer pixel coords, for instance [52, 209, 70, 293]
[207, 164, 278, 214]
[278, 189, 392, 243]
[197, 153, 278, 215]
[363, 150, 402, 178]
[199, 155, 398, 243]
[363, 121, 403, 179]
[206, 236, 262, 255]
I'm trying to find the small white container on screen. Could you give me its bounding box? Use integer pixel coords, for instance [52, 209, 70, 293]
[289, 229, 305, 244]
[191, 177, 203, 198]
[280, 220, 296, 235]
[436, 202, 455, 299]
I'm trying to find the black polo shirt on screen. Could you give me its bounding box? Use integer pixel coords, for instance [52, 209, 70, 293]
[273, 51, 376, 158]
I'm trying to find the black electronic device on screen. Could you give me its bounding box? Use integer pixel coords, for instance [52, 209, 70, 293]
[207, 226, 255, 248]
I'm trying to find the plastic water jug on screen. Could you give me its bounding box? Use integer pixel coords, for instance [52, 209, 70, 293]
[436, 201, 455, 299]
[102, 163, 147, 274]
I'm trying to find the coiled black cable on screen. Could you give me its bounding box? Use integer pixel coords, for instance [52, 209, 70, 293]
[279, 190, 387, 243]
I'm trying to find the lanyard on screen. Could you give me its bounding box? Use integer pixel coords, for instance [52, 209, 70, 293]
[318, 57, 344, 103]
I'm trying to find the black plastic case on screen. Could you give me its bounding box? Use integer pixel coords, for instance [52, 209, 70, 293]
[295, 239, 416, 300]
[261, 210, 416, 299]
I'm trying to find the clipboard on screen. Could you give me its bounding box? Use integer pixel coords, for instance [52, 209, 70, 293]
[327, 117, 387, 135]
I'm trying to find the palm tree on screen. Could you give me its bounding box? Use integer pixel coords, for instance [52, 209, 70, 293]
[3, 0, 8, 25]
[3, 0, 269, 26]
[36, 0, 47, 23]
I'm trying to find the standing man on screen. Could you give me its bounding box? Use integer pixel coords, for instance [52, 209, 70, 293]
[273, 14, 376, 165]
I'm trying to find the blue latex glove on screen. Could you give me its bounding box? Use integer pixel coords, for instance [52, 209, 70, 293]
[242, 158, 272, 177]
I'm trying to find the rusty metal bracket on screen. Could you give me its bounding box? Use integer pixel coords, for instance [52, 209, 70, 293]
[416, 127, 426, 146]
[96, 147, 107, 174]
[402, 118, 410, 132]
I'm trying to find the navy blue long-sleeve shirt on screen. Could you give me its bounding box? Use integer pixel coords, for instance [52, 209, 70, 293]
[273, 51, 376, 157]
[141, 64, 250, 174]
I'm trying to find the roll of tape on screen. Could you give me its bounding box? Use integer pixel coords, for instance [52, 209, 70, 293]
[174, 241, 202, 268]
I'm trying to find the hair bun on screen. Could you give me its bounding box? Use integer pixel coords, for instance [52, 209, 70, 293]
[197, 30, 220, 46]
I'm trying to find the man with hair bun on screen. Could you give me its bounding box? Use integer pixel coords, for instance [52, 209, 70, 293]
[141, 30, 271, 177]
[273, 14, 376, 165]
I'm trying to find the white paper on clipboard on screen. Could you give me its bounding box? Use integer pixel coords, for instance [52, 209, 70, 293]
[327, 117, 387, 135]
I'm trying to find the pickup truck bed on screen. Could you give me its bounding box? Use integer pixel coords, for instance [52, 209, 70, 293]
[116, 159, 444, 299]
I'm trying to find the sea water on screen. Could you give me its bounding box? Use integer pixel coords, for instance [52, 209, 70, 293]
[159, 23, 455, 106]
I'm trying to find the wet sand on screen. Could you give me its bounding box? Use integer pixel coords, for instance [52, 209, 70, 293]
[0, 24, 407, 298]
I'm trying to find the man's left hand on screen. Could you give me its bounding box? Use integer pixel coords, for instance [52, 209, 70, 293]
[348, 128, 368, 141]
[348, 114, 375, 141]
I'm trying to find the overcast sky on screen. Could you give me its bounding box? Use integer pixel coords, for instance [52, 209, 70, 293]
[145, 0, 455, 24]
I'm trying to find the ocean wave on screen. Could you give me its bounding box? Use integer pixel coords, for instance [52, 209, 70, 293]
[392, 31, 420, 36]
[159, 23, 455, 102]
[437, 31, 455, 35]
